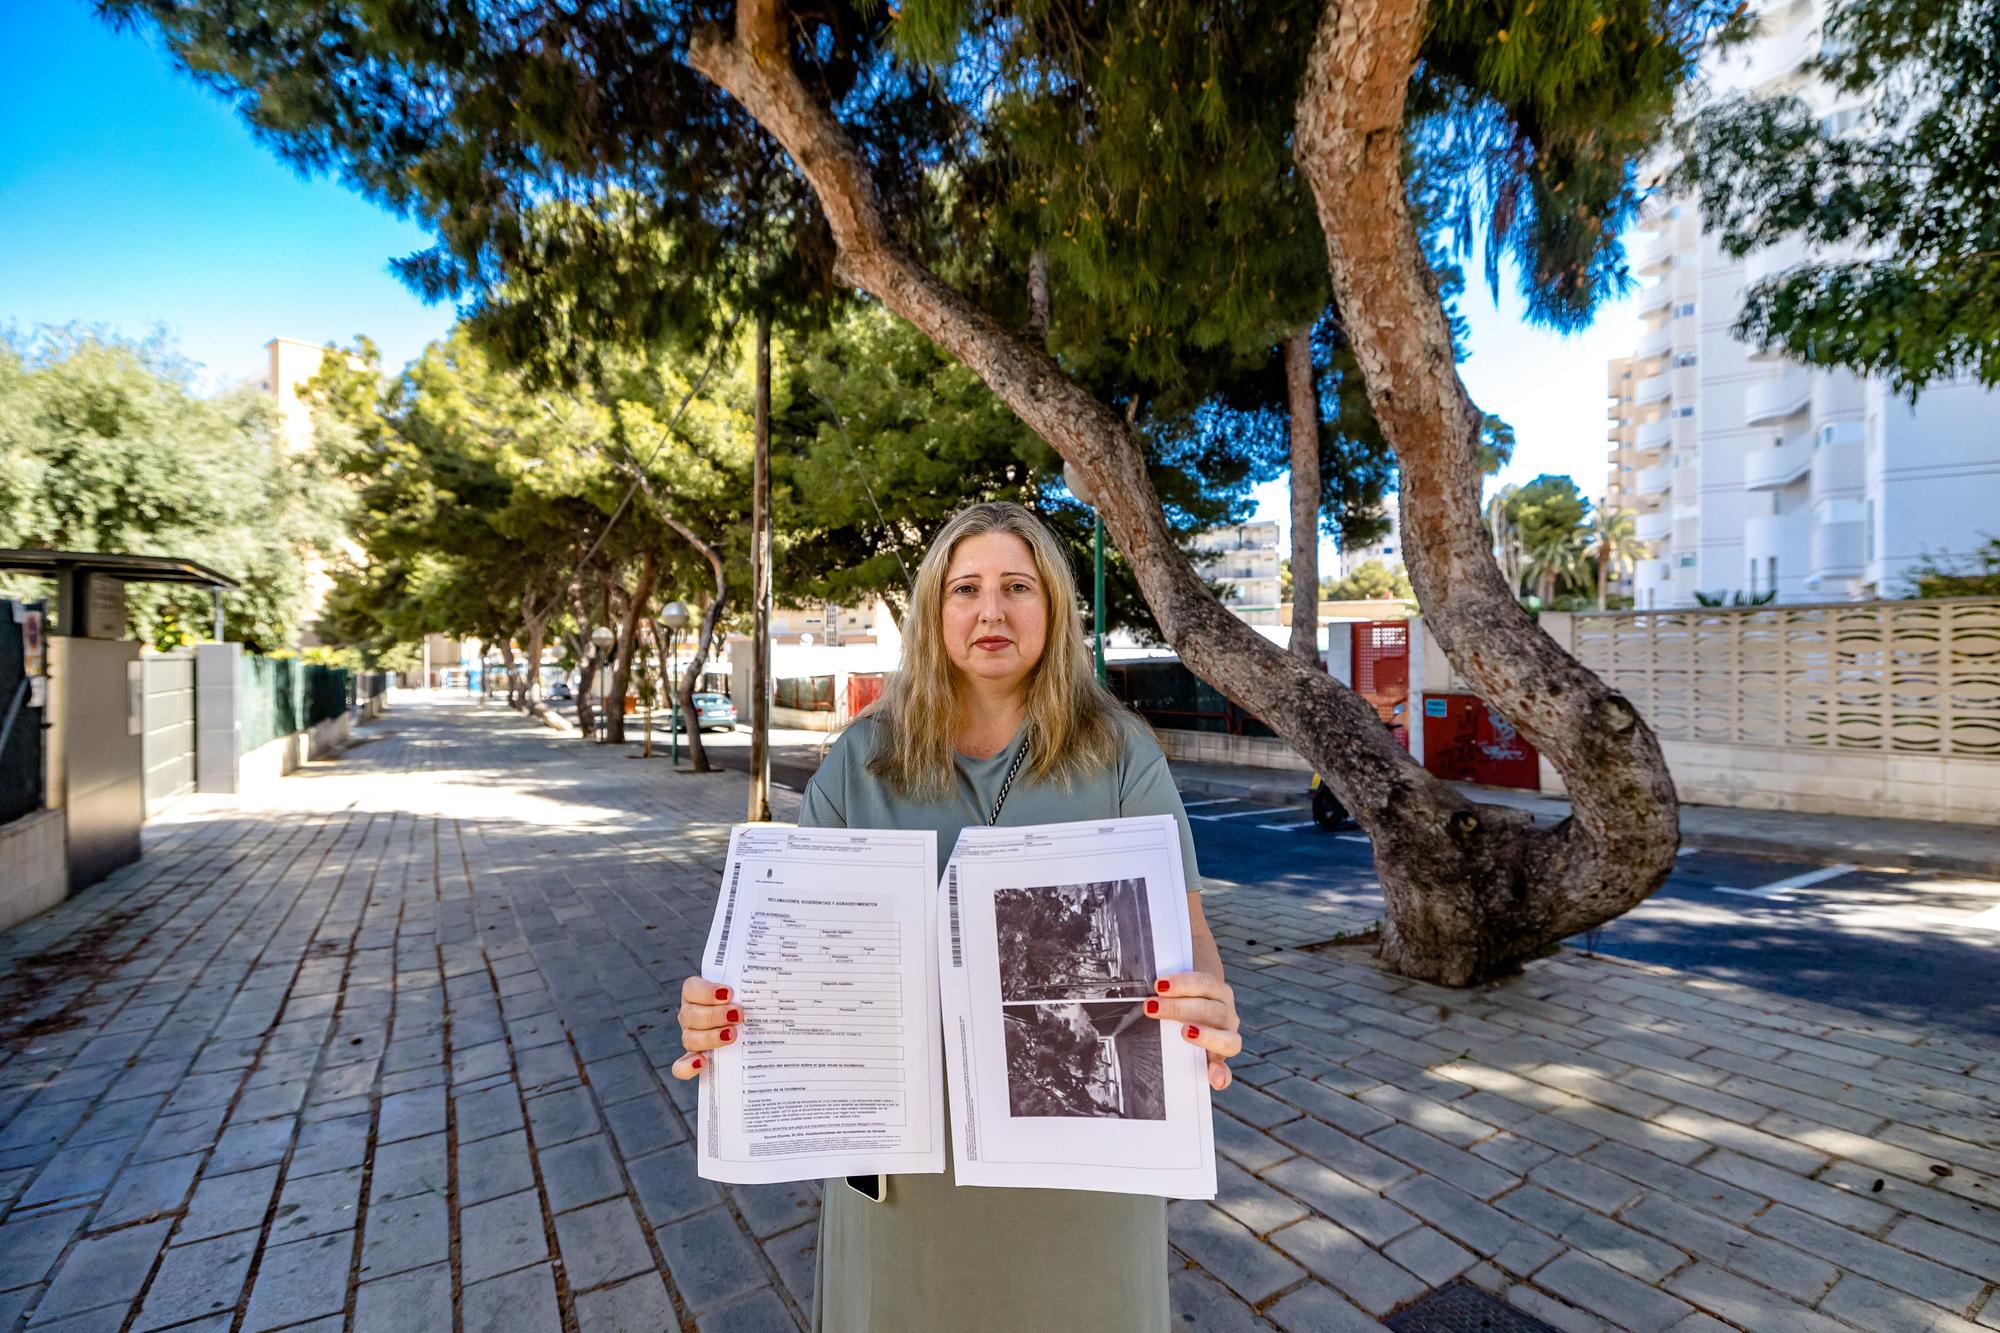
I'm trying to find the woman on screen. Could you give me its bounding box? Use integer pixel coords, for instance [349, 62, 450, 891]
[674, 501, 1240, 1332]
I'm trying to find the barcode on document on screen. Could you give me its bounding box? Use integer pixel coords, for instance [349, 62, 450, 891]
[947, 866, 963, 968]
[712, 859, 743, 969]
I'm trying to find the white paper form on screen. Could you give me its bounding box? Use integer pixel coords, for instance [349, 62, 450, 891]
[698, 824, 944, 1185]
[938, 814, 1216, 1198]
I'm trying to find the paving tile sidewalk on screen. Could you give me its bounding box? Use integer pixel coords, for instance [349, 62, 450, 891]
[1169, 756, 2000, 879]
[0, 696, 1993, 1333]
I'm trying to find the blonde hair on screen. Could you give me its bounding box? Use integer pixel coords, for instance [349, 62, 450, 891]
[867, 501, 1125, 799]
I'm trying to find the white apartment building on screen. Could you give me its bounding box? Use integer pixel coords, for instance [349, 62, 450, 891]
[1336, 502, 1402, 580]
[1188, 521, 1283, 625]
[1612, 0, 2000, 607]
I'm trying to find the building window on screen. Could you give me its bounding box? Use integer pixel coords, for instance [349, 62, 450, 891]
[1865, 499, 1876, 560]
[1674, 406, 1696, 418]
[1675, 302, 1696, 318]
[1678, 553, 1697, 568]
[1674, 353, 1699, 368]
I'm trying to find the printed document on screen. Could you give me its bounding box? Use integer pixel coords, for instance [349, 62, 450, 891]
[937, 814, 1217, 1198]
[698, 824, 944, 1184]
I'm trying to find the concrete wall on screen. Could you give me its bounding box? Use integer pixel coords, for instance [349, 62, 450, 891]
[0, 809, 65, 934]
[1155, 728, 1313, 775]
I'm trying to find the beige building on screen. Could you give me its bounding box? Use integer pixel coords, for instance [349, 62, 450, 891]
[1189, 521, 1283, 626]
[242, 337, 356, 645]
[1602, 354, 1665, 603]
[765, 598, 901, 650]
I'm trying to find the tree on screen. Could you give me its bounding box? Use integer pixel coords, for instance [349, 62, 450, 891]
[1672, 0, 2000, 393]
[1325, 560, 1413, 603]
[1905, 539, 2000, 598]
[1497, 475, 1594, 605]
[1590, 509, 1644, 611]
[108, 0, 1735, 985]
[0, 327, 343, 650]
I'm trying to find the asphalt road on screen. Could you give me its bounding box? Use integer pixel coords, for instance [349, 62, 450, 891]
[692, 729, 2000, 1039]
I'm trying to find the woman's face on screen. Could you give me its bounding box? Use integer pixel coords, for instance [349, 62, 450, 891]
[940, 531, 1049, 693]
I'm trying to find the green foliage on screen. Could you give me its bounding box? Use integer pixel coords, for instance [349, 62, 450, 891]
[1488, 474, 1595, 604]
[1905, 538, 2000, 598]
[1693, 589, 1778, 607]
[309, 325, 754, 664]
[1673, 0, 2000, 392]
[1324, 560, 1413, 603]
[0, 327, 344, 651]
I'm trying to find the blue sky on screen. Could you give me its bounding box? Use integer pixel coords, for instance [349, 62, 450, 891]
[3, 1, 1635, 552]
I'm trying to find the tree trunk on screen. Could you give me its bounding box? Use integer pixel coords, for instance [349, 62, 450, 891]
[747, 314, 774, 823]
[499, 640, 521, 710]
[605, 550, 659, 747]
[568, 588, 598, 738]
[1290, 0, 1679, 976]
[622, 456, 730, 773]
[1285, 324, 1322, 665]
[688, 0, 1678, 984]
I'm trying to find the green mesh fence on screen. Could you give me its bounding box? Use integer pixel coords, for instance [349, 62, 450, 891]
[1105, 659, 1276, 739]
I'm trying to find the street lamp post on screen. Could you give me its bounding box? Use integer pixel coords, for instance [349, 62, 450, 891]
[659, 601, 690, 767]
[1063, 464, 1107, 684]
[589, 625, 615, 743]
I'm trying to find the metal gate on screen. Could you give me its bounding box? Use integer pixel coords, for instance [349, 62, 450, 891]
[1351, 621, 1410, 723]
[141, 652, 196, 815]
[846, 672, 885, 720]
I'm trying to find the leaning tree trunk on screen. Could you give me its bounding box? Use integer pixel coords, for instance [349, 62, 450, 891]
[566, 587, 599, 737]
[605, 551, 660, 746]
[747, 315, 774, 823]
[499, 641, 522, 710]
[624, 459, 731, 773]
[1284, 324, 1322, 665]
[1290, 0, 1679, 976]
[688, 0, 1678, 984]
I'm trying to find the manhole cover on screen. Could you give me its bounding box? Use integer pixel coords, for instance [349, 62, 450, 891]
[1384, 1281, 1560, 1333]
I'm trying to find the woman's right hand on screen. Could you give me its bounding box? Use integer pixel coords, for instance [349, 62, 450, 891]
[671, 977, 740, 1080]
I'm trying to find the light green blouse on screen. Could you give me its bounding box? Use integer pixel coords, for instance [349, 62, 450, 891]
[798, 711, 1203, 1333]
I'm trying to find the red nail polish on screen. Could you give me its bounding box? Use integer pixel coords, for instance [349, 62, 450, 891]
[1184, 1025, 1200, 1040]
[1145, 999, 1160, 1016]
[721, 1028, 734, 1042]
[1156, 980, 1170, 994]
[690, 1056, 703, 1070]
[714, 986, 731, 1001]
[726, 1009, 741, 1023]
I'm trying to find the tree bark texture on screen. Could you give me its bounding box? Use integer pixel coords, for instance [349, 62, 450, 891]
[1284, 325, 1322, 665]
[689, 0, 1678, 983]
[748, 314, 774, 822]
[1291, 0, 1680, 977]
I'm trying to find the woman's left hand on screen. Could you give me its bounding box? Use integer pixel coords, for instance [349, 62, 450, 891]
[1148, 971, 1241, 1091]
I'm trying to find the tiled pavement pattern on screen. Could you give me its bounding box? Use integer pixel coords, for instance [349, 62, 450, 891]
[1, 698, 1995, 1333]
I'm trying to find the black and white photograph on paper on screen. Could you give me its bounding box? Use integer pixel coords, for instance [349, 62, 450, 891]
[994, 879, 1156, 1002]
[1002, 1001, 1167, 1120]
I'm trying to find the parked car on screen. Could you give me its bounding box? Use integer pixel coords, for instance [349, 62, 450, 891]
[545, 681, 573, 703]
[671, 692, 739, 732]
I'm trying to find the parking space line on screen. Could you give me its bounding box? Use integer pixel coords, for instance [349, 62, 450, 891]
[1336, 834, 1372, 844]
[1179, 798, 1237, 809]
[1190, 806, 1279, 821]
[1256, 820, 1320, 831]
[1713, 863, 1857, 901]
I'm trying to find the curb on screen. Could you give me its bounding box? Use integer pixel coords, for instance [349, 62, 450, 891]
[1176, 775, 1999, 879]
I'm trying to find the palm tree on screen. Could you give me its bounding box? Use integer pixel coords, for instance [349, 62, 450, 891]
[1590, 510, 1644, 610]
[1525, 531, 1592, 606]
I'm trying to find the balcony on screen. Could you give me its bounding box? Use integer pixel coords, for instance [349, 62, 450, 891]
[1811, 423, 1865, 504]
[1812, 516, 1866, 582]
[1633, 229, 1677, 275]
[1636, 418, 1673, 450]
[1743, 436, 1814, 490]
[1637, 280, 1673, 316]
[1636, 461, 1673, 496]
[1636, 322, 1673, 360]
[1635, 373, 1672, 406]
[1744, 370, 1812, 424]
[1635, 508, 1673, 543]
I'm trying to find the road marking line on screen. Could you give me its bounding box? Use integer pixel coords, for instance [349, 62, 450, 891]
[1336, 834, 1372, 844]
[1256, 820, 1321, 831]
[1712, 863, 1857, 901]
[1190, 807, 1283, 821]
[1180, 798, 1237, 809]
[1677, 848, 1697, 857]
[1964, 905, 2000, 930]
